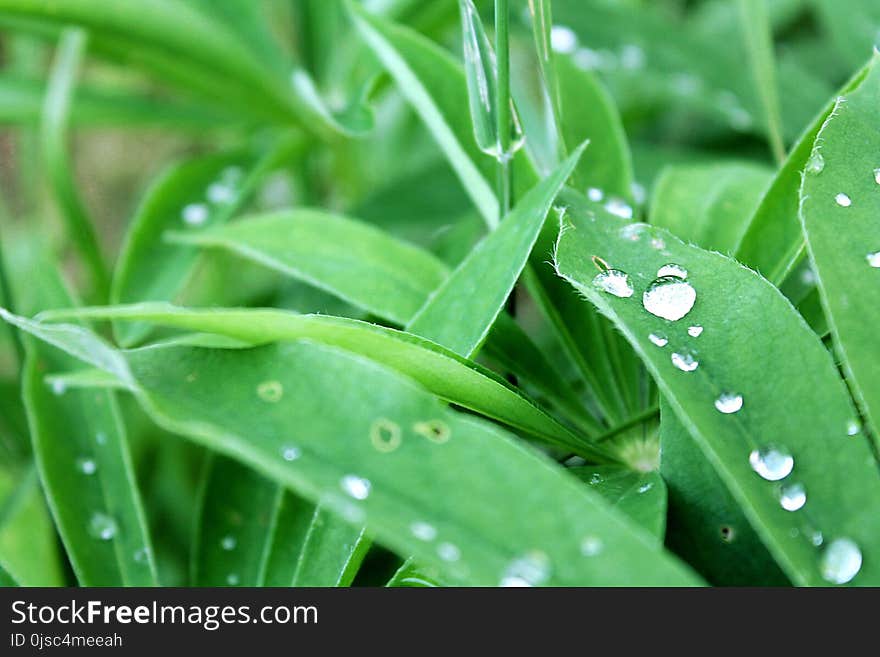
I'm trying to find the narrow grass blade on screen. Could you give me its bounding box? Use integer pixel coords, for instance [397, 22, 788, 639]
[799, 55, 880, 442]
[554, 193, 880, 586]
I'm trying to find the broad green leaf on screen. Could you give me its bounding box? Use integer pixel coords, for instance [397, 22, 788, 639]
[661, 401, 789, 585]
[408, 145, 584, 357]
[554, 193, 880, 585]
[37, 304, 604, 458]
[735, 55, 876, 283]
[570, 466, 667, 542]
[3, 246, 156, 586]
[737, 0, 785, 163]
[651, 162, 773, 254]
[193, 455, 368, 587]
[112, 138, 298, 347]
[0, 318, 700, 586]
[799, 56, 880, 439]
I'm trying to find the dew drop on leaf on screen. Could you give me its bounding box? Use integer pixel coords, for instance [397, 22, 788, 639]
[587, 187, 604, 202]
[688, 325, 704, 337]
[671, 348, 699, 372]
[550, 25, 578, 54]
[820, 538, 862, 585]
[593, 269, 633, 298]
[650, 237, 666, 250]
[221, 535, 236, 551]
[77, 458, 97, 475]
[410, 521, 437, 542]
[805, 151, 825, 174]
[846, 420, 861, 436]
[748, 446, 794, 481]
[95, 432, 107, 445]
[642, 276, 696, 321]
[499, 551, 551, 587]
[182, 203, 209, 226]
[779, 482, 807, 511]
[281, 445, 301, 461]
[637, 483, 653, 494]
[580, 536, 604, 556]
[437, 542, 461, 562]
[226, 573, 240, 586]
[810, 531, 824, 547]
[134, 547, 150, 563]
[866, 251, 880, 268]
[656, 263, 687, 279]
[51, 379, 67, 396]
[589, 473, 603, 485]
[714, 392, 743, 414]
[874, 167, 880, 185]
[834, 193, 852, 207]
[89, 513, 117, 541]
[604, 198, 633, 219]
[648, 332, 668, 348]
[341, 475, 371, 500]
[207, 182, 235, 205]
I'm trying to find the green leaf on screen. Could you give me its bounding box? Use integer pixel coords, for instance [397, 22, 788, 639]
[0, 561, 19, 586]
[112, 138, 298, 347]
[0, 317, 700, 586]
[193, 454, 368, 587]
[651, 162, 773, 254]
[408, 145, 584, 357]
[386, 557, 443, 587]
[735, 55, 876, 284]
[813, 0, 880, 72]
[799, 55, 880, 441]
[37, 304, 603, 458]
[570, 466, 667, 542]
[554, 193, 880, 585]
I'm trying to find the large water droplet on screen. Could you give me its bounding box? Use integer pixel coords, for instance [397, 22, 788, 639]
[866, 251, 880, 268]
[688, 325, 704, 337]
[77, 458, 97, 475]
[805, 151, 825, 174]
[834, 193, 852, 207]
[749, 446, 794, 481]
[221, 535, 236, 551]
[643, 277, 696, 321]
[499, 551, 551, 587]
[550, 25, 578, 54]
[820, 538, 862, 584]
[593, 270, 634, 298]
[580, 536, 604, 556]
[779, 482, 807, 511]
[341, 475, 371, 500]
[657, 263, 687, 279]
[182, 203, 209, 226]
[410, 521, 437, 542]
[714, 392, 743, 414]
[846, 420, 861, 436]
[671, 348, 699, 372]
[648, 332, 668, 348]
[89, 513, 117, 541]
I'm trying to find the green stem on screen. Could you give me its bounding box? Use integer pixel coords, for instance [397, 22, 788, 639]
[595, 405, 661, 443]
[494, 0, 511, 222]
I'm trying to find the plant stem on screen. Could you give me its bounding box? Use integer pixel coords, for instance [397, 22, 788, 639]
[494, 0, 511, 223]
[595, 405, 660, 443]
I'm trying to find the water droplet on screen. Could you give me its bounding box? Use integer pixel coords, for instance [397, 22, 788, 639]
[866, 251, 880, 268]
[637, 482, 653, 494]
[587, 187, 604, 202]
[657, 263, 687, 279]
[648, 332, 668, 348]
[779, 482, 807, 511]
[650, 237, 666, 250]
[226, 573, 240, 586]
[371, 418, 402, 452]
[874, 167, 880, 185]
[95, 432, 107, 445]
[720, 526, 735, 543]
[281, 445, 301, 461]
[589, 473, 603, 485]
[77, 458, 97, 475]
[341, 475, 371, 500]
[550, 25, 578, 54]
[593, 269, 634, 298]
[749, 446, 794, 481]
[51, 379, 67, 395]
[221, 535, 236, 551]
[834, 193, 851, 207]
[688, 325, 704, 337]
[410, 521, 437, 542]
[413, 419, 451, 443]
[221, 166, 243, 184]
[810, 531, 824, 547]
[580, 535, 604, 556]
[714, 392, 743, 414]
[620, 223, 644, 241]
[207, 182, 235, 205]
[631, 182, 646, 205]
[642, 277, 696, 321]
[671, 348, 699, 372]
[620, 44, 645, 70]
[820, 538, 862, 584]
[806, 151, 825, 174]
[89, 513, 117, 541]
[605, 198, 633, 219]
[134, 547, 150, 563]
[437, 542, 461, 562]
[256, 380, 283, 403]
[846, 420, 861, 436]
[801, 267, 817, 285]
[182, 203, 209, 226]
[573, 47, 604, 71]
[499, 551, 551, 587]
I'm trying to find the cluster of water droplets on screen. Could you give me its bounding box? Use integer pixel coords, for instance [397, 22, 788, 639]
[180, 165, 242, 227]
[550, 24, 645, 75]
[585, 186, 635, 220]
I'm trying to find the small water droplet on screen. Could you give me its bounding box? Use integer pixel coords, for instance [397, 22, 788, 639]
[637, 483, 653, 494]
[593, 269, 634, 298]
[499, 551, 551, 587]
[810, 531, 824, 547]
[874, 167, 880, 185]
[846, 420, 861, 436]
[589, 473, 603, 485]
[687, 325, 704, 337]
[134, 547, 150, 563]
[648, 332, 668, 348]
[820, 538, 862, 584]
[714, 392, 743, 414]
[207, 182, 235, 205]
[281, 445, 301, 461]
[256, 380, 283, 403]
[620, 43, 645, 69]
[801, 267, 817, 285]
[657, 263, 687, 279]
[580, 535, 604, 556]
[437, 542, 461, 562]
[605, 198, 633, 219]
[671, 348, 699, 372]
[631, 182, 646, 205]
[221, 166, 243, 184]
[866, 251, 880, 268]
[95, 432, 107, 445]
[226, 573, 240, 586]
[650, 237, 666, 250]
[834, 193, 852, 207]
[221, 535, 236, 551]
[89, 513, 117, 541]
[619, 223, 644, 242]
[371, 418, 402, 452]
[182, 203, 209, 226]
[779, 482, 807, 511]
[749, 446, 794, 481]
[550, 25, 578, 53]
[51, 379, 67, 395]
[410, 521, 437, 542]
[341, 475, 371, 500]
[805, 151, 825, 174]
[587, 187, 604, 202]
[643, 277, 696, 321]
[77, 458, 97, 475]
